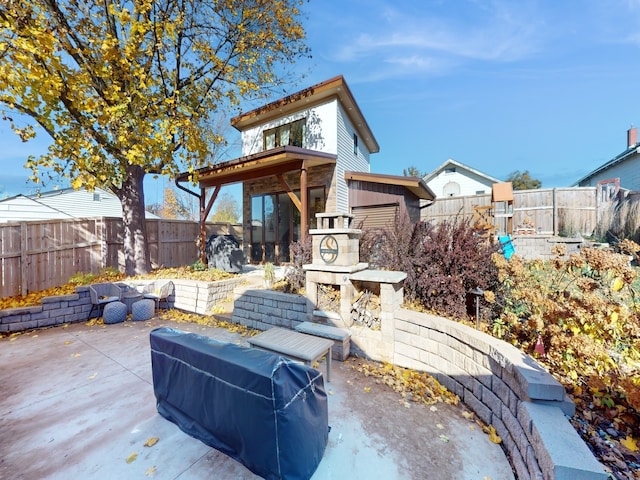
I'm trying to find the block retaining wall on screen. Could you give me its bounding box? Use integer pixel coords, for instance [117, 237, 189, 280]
[230, 290, 607, 480]
[0, 278, 242, 333]
[393, 309, 606, 480]
[231, 288, 312, 331]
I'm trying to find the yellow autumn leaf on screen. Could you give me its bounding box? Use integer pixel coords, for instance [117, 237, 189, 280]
[439, 434, 449, 442]
[620, 435, 638, 452]
[364, 387, 371, 393]
[483, 425, 502, 444]
[126, 452, 138, 464]
[144, 437, 159, 447]
[146, 466, 156, 476]
[611, 277, 624, 291]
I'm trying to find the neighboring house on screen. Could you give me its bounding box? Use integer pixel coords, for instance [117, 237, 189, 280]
[0, 187, 159, 223]
[423, 159, 500, 197]
[177, 75, 435, 264]
[574, 126, 640, 192]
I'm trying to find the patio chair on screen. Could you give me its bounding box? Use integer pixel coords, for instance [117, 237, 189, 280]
[142, 280, 174, 311]
[88, 282, 123, 319]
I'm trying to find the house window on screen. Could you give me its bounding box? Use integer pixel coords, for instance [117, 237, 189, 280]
[263, 118, 305, 150]
[476, 190, 485, 195]
[353, 133, 358, 155]
[445, 167, 456, 174]
[93, 193, 100, 201]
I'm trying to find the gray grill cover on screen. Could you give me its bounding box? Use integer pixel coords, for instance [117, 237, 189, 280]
[150, 327, 328, 480]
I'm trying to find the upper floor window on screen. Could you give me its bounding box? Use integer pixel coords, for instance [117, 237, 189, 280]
[353, 133, 358, 155]
[263, 118, 305, 150]
[445, 167, 456, 174]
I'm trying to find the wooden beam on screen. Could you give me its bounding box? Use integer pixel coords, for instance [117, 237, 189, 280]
[276, 174, 302, 212]
[199, 186, 221, 263]
[300, 162, 308, 240]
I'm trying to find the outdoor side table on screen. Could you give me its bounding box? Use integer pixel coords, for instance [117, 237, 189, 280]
[248, 327, 333, 382]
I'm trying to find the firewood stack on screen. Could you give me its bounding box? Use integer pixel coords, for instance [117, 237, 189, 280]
[351, 290, 381, 329]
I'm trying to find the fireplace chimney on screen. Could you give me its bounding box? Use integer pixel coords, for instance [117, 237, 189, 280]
[628, 126, 638, 148]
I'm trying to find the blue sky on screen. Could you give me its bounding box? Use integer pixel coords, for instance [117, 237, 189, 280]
[2, 0, 640, 203]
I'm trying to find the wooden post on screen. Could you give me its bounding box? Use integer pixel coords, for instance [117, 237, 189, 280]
[300, 162, 308, 240]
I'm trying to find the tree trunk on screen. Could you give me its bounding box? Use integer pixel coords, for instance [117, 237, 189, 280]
[116, 165, 152, 276]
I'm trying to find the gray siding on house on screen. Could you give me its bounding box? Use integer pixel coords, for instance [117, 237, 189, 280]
[577, 151, 640, 191]
[0, 196, 72, 223]
[336, 103, 370, 213]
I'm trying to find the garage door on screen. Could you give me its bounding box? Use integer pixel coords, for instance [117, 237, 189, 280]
[351, 204, 399, 230]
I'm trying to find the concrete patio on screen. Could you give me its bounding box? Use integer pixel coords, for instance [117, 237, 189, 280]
[0, 317, 515, 479]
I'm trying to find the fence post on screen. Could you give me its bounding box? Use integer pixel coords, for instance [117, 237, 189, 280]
[21, 222, 28, 296]
[552, 188, 558, 236]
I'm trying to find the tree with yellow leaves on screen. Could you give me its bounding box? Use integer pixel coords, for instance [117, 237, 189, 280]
[0, 0, 309, 274]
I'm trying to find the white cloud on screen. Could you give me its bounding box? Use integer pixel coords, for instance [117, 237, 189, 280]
[327, 1, 543, 80]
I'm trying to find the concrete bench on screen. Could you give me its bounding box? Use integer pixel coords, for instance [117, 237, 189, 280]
[295, 321, 351, 361]
[248, 327, 334, 382]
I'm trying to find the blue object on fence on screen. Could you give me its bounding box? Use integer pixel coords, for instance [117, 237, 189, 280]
[499, 235, 515, 259]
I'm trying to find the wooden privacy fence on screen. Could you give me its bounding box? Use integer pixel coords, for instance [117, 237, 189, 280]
[0, 217, 242, 299]
[421, 187, 603, 236]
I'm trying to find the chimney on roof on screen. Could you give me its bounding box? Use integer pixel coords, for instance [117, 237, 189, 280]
[628, 126, 638, 148]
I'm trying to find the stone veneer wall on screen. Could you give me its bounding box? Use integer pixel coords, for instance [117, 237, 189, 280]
[0, 278, 241, 333]
[230, 290, 607, 480]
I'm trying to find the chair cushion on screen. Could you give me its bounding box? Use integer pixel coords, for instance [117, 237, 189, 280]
[103, 301, 127, 324]
[98, 296, 120, 304]
[132, 299, 155, 322]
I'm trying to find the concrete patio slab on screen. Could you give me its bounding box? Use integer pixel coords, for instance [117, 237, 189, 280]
[0, 318, 515, 479]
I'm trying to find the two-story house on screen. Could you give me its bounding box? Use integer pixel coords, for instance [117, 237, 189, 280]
[177, 75, 435, 264]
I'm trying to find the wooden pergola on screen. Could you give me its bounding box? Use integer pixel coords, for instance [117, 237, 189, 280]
[175, 145, 337, 262]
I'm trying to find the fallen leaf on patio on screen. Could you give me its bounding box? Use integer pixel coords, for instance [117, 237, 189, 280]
[436, 423, 444, 430]
[620, 435, 638, 452]
[88, 373, 97, 380]
[71, 353, 81, 358]
[462, 411, 475, 420]
[439, 434, 449, 443]
[430, 406, 438, 412]
[328, 390, 334, 395]
[146, 466, 156, 476]
[468, 425, 476, 431]
[482, 425, 502, 444]
[364, 387, 371, 393]
[126, 452, 138, 464]
[144, 437, 159, 447]
[483, 477, 493, 480]
[64, 341, 72, 345]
